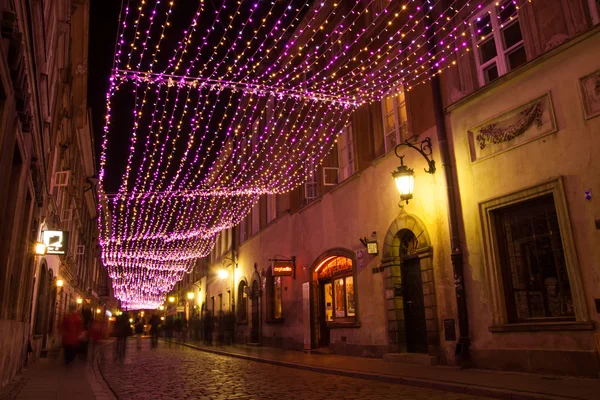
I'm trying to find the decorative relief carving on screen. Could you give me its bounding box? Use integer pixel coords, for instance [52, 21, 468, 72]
[467, 93, 557, 162]
[474, 102, 544, 149]
[578, 68, 600, 120]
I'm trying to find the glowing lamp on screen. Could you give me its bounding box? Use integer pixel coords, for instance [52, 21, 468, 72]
[168, 296, 175, 303]
[187, 292, 194, 300]
[96, 308, 101, 314]
[76, 298, 83, 304]
[217, 269, 229, 279]
[159, 305, 165, 310]
[34, 242, 46, 255]
[56, 279, 64, 288]
[392, 158, 414, 203]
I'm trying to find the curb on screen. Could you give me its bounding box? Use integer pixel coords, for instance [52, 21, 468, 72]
[93, 340, 119, 400]
[169, 340, 580, 400]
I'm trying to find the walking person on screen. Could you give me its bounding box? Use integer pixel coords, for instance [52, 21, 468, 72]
[149, 314, 160, 348]
[203, 311, 213, 346]
[61, 304, 83, 366]
[114, 313, 130, 363]
[134, 316, 144, 350]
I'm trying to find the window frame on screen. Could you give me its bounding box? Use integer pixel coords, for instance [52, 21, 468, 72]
[237, 280, 248, 323]
[336, 124, 355, 182]
[479, 178, 590, 329]
[265, 267, 284, 321]
[318, 256, 358, 324]
[381, 85, 410, 153]
[470, 1, 527, 86]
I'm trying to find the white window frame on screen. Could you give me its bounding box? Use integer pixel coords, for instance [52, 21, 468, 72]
[322, 167, 339, 186]
[337, 124, 355, 181]
[470, 1, 525, 86]
[239, 217, 248, 244]
[381, 86, 409, 153]
[304, 159, 318, 202]
[53, 170, 70, 188]
[61, 208, 73, 222]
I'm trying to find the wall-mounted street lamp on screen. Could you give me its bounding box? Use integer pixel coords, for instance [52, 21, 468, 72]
[56, 279, 64, 288]
[34, 242, 47, 256]
[392, 137, 436, 204]
[217, 269, 229, 280]
[187, 292, 195, 300]
[159, 305, 165, 311]
[168, 296, 175, 303]
[76, 297, 83, 304]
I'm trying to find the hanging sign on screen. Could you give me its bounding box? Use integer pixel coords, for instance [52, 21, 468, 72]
[42, 230, 69, 255]
[273, 261, 294, 277]
[367, 241, 378, 255]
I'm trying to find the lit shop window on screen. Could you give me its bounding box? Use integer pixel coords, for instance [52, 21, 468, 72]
[317, 256, 356, 321]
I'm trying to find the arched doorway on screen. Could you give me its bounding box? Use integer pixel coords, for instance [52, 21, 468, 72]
[381, 213, 438, 355]
[309, 249, 358, 350]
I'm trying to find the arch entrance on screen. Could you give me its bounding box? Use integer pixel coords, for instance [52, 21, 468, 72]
[381, 213, 439, 355]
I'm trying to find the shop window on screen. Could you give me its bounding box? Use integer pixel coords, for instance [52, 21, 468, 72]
[237, 281, 248, 323]
[381, 86, 409, 152]
[493, 194, 574, 322]
[317, 256, 356, 322]
[470, 1, 527, 85]
[265, 268, 283, 320]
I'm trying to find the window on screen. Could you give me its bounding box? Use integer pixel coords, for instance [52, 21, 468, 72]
[382, 86, 409, 152]
[239, 216, 247, 244]
[304, 158, 318, 203]
[267, 194, 277, 223]
[317, 256, 356, 321]
[237, 281, 248, 323]
[251, 201, 260, 235]
[471, 1, 527, 85]
[265, 267, 283, 320]
[218, 293, 223, 313]
[493, 195, 574, 322]
[337, 124, 355, 181]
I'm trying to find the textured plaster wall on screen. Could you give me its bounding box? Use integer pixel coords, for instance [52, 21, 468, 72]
[447, 32, 600, 355]
[223, 129, 457, 359]
[0, 319, 28, 388]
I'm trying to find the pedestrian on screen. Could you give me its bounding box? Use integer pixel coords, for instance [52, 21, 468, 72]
[149, 314, 160, 348]
[173, 318, 181, 342]
[61, 304, 83, 365]
[134, 316, 144, 349]
[203, 311, 213, 346]
[114, 313, 130, 362]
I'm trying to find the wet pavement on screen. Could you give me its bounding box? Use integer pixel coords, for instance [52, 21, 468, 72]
[97, 339, 487, 400]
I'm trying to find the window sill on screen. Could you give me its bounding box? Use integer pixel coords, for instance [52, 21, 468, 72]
[265, 318, 285, 324]
[489, 321, 594, 333]
[327, 321, 361, 329]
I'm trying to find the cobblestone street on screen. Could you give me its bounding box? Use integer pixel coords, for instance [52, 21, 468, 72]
[97, 340, 488, 400]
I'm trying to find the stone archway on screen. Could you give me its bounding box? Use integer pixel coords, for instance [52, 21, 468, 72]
[381, 212, 439, 355]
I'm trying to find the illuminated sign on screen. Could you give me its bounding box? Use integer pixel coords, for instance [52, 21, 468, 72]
[367, 241, 378, 255]
[273, 261, 294, 277]
[42, 230, 69, 255]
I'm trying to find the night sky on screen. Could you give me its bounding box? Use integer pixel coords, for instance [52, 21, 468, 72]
[88, 0, 122, 174]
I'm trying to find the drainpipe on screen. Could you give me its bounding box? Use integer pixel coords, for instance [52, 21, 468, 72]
[424, 0, 470, 364]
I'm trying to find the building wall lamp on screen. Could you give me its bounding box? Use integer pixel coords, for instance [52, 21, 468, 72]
[392, 137, 436, 204]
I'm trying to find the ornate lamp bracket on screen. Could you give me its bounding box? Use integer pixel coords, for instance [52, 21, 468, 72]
[394, 137, 436, 174]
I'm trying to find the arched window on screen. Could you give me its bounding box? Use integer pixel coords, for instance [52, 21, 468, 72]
[237, 280, 248, 323]
[316, 256, 356, 322]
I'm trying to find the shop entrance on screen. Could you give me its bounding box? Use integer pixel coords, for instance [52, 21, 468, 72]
[310, 252, 357, 350]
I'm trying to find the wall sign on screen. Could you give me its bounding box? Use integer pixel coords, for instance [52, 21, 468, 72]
[273, 261, 294, 277]
[367, 241, 378, 255]
[42, 230, 69, 255]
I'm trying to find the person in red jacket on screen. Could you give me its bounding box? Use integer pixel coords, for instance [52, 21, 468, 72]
[61, 304, 83, 365]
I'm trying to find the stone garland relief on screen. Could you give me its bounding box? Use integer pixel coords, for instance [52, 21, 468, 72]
[467, 93, 557, 162]
[578, 68, 600, 120]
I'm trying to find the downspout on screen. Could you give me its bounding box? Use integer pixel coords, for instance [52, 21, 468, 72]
[424, 1, 471, 364]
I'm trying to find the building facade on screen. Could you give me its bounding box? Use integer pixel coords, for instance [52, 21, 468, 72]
[0, 0, 111, 388]
[179, 0, 600, 378]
